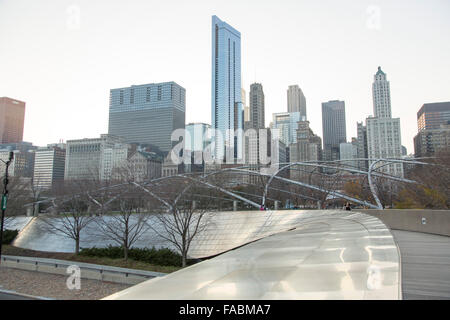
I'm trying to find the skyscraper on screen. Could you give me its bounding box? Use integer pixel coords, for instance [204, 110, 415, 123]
[211, 15, 243, 161]
[321, 100, 347, 162]
[339, 142, 358, 168]
[366, 67, 403, 177]
[242, 88, 249, 122]
[249, 83, 265, 129]
[287, 85, 307, 120]
[356, 122, 368, 171]
[33, 146, 66, 189]
[414, 102, 450, 157]
[108, 82, 186, 153]
[372, 67, 392, 118]
[271, 112, 302, 147]
[0, 97, 26, 144]
[417, 102, 450, 131]
[289, 120, 322, 181]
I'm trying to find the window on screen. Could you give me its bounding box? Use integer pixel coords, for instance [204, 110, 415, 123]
[146, 87, 151, 102]
[157, 85, 162, 101]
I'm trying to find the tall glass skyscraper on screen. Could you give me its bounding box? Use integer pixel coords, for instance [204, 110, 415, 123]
[211, 15, 243, 162]
[322, 100, 347, 162]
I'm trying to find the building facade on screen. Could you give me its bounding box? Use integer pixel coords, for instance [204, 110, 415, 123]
[242, 88, 249, 122]
[414, 123, 450, 157]
[0, 142, 36, 178]
[366, 67, 403, 177]
[249, 83, 265, 130]
[211, 15, 243, 161]
[356, 122, 369, 171]
[271, 112, 302, 147]
[0, 97, 26, 144]
[184, 123, 211, 172]
[417, 102, 450, 132]
[108, 82, 186, 154]
[127, 150, 162, 182]
[33, 146, 66, 189]
[322, 100, 347, 162]
[289, 121, 322, 181]
[287, 85, 307, 120]
[339, 142, 358, 169]
[65, 134, 131, 181]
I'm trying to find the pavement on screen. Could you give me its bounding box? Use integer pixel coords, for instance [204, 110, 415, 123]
[392, 230, 450, 300]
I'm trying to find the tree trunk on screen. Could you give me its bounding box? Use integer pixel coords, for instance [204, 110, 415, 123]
[75, 238, 80, 254]
[182, 252, 187, 268]
[124, 242, 128, 261]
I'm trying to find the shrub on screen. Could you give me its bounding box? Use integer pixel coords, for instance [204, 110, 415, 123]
[2, 229, 19, 244]
[79, 246, 189, 267]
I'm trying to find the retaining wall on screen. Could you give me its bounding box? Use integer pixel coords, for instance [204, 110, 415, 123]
[356, 209, 450, 237]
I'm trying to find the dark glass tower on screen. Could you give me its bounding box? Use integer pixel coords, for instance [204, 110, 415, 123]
[108, 82, 185, 154]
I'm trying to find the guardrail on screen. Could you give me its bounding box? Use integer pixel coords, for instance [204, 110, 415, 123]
[0, 255, 167, 285]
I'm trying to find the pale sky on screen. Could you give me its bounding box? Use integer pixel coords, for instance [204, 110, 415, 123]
[1, 0, 449, 154]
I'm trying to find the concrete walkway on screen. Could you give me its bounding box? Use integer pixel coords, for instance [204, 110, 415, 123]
[392, 230, 450, 300]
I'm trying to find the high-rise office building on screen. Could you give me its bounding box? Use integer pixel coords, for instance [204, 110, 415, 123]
[289, 121, 322, 181]
[108, 82, 186, 154]
[184, 122, 211, 172]
[0, 97, 26, 144]
[414, 122, 450, 157]
[185, 123, 211, 152]
[339, 142, 358, 169]
[249, 83, 265, 129]
[242, 88, 249, 122]
[211, 15, 243, 161]
[287, 85, 307, 120]
[0, 142, 36, 178]
[33, 146, 66, 189]
[356, 122, 369, 171]
[372, 67, 392, 118]
[417, 102, 450, 132]
[366, 67, 403, 177]
[65, 134, 131, 181]
[322, 100, 347, 162]
[271, 112, 302, 147]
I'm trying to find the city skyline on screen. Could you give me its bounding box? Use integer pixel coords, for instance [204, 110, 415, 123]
[1, 0, 450, 153]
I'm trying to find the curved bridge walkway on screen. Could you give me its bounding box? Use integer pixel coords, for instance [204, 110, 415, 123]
[104, 211, 401, 300]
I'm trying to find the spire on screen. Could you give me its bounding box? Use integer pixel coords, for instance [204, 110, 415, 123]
[376, 66, 385, 76]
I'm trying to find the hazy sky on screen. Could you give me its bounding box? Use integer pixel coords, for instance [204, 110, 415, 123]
[1, 0, 449, 153]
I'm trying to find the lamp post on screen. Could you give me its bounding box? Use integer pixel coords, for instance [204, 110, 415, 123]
[0, 151, 14, 264]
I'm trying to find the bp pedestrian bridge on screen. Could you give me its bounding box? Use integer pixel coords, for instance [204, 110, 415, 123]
[6, 209, 450, 300]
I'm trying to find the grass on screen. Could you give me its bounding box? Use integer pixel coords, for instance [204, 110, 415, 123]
[1, 245, 182, 273]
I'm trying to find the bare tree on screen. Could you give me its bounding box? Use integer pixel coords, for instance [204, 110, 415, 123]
[3, 177, 32, 226]
[41, 180, 94, 254]
[95, 186, 150, 260]
[146, 178, 213, 267]
[395, 152, 450, 209]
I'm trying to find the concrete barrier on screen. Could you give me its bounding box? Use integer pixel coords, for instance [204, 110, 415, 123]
[355, 209, 450, 237]
[0, 255, 166, 285]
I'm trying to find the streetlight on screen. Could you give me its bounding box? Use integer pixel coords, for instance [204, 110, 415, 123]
[0, 151, 14, 263]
